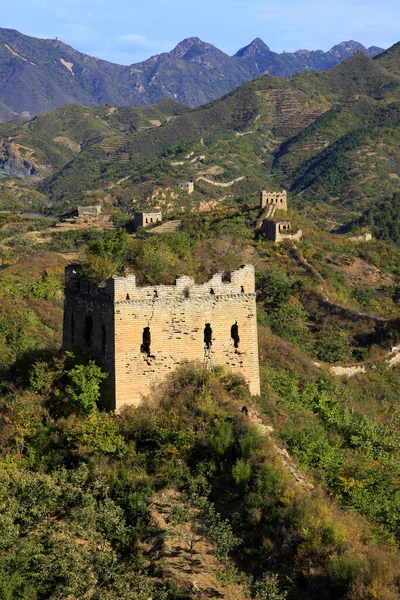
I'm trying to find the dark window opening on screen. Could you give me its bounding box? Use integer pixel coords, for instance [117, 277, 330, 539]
[210, 288, 215, 295]
[241, 286, 244, 293]
[71, 314, 75, 343]
[231, 322, 240, 348]
[204, 323, 212, 349]
[154, 289, 158, 298]
[141, 327, 151, 355]
[222, 271, 231, 283]
[84, 316, 93, 348]
[101, 324, 106, 355]
[126, 293, 130, 300]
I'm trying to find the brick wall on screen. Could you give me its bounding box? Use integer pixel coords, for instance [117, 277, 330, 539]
[63, 265, 260, 411]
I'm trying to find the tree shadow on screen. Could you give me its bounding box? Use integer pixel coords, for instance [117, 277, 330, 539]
[2, 347, 63, 387]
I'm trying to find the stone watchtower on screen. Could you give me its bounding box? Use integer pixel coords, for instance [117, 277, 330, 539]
[134, 209, 162, 230]
[261, 219, 303, 243]
[260, 190, 287, 211]
[63, 265, 260, 411]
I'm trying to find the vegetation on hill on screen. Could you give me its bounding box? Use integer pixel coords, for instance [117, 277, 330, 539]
[0, 44, 399, 227]
[1, 197, 400, 597]
[1, 358, 400, 599]
[356, 192, 400, 244]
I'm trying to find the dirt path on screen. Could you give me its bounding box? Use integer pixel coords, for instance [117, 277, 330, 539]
[291, 245, 389, 325]
[149, 489, 249, 599]
[232, 401, 314, 491]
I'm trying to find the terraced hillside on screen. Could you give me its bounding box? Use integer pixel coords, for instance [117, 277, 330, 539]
[0, 100, 188, 209]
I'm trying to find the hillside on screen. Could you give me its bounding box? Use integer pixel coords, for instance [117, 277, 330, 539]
[39, 47, 400, 221]
[0, 27, 384, 121]
[273, 50, 400, 214]
[0, 100, 189, 209]
[1, 203, 400, 598]
[0, 44, 399, 224]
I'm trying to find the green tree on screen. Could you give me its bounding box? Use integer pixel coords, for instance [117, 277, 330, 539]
[68, 361, 107, 416]
[269, 299, 310, 346]
[253, 573, 288, 600]
[205, 505, 240, 563]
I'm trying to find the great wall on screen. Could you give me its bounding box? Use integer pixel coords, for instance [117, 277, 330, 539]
[63, 264, 260, 411]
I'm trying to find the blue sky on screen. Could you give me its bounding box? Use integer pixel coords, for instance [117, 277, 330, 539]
[3, 0, 399, 64]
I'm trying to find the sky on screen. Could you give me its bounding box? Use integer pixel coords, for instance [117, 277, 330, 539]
[2, 0, 399, 65]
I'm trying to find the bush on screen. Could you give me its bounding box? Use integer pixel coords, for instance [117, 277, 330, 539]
[67, 361, 107, 416]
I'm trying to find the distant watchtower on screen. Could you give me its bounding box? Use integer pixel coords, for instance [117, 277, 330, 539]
[260, 190, 287, 211]
[179, 181, 194, 194]
[261, 219, 302, 242]
[63, 264, 260, 411]
[134, 209, 162, 230]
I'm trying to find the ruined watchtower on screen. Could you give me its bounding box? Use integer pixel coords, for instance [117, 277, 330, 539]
[63, 265, 260, 411]
[134, 209, 162, 230]
[261, 219, 302, 243]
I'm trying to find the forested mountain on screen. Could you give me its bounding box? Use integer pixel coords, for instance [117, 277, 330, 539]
[0, 27, 384, 121]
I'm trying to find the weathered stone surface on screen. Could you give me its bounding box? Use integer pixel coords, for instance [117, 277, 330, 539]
[63, 264, 260, 411]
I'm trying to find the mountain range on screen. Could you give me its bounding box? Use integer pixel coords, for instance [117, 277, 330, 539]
[0, 40, 399, 229]
[0, 27, 384, 122]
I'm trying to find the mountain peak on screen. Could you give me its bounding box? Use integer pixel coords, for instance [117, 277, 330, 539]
[170, 37, 218, 58]
[367, 45, 385, 58]
[234, 38, 270, 57]
[328, 40, 367, 59]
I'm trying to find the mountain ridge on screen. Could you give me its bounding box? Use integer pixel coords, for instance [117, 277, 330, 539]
[0, 27, 385, 121]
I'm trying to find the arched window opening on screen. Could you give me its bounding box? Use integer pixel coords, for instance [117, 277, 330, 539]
[154, 289, 158, 298]
[101, 324, 106, 356]
[145, 218, 148, 224]
[210, 288, 215, 295]
[204, 323, 212, 350]
[231, 322, 240, 349]
[126, 293, 130, 300]
[84, 316, 93, 348]
[222, 271, 231, 283]
[241, 286, 245, 293]
[71, 314, 75, 343]
[141, 327, 151, 355]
